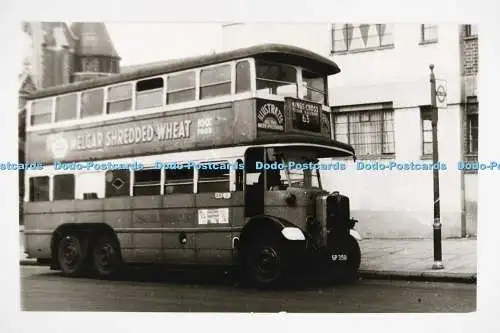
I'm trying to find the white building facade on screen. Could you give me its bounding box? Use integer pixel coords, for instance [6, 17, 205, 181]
[221, 23, 478, 239]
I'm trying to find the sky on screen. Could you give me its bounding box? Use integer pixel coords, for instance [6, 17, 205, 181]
[105, 23, 224, 66]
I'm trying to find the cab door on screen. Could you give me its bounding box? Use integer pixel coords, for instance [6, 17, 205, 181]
[244, 148, 265, 217]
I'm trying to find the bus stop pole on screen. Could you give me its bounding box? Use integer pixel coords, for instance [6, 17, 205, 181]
[429, 64, 444, 270]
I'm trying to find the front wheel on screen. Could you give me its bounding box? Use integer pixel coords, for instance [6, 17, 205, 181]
[243, 238, 286, 288]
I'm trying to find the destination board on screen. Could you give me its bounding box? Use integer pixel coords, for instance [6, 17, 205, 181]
[286, 97, 321, 133]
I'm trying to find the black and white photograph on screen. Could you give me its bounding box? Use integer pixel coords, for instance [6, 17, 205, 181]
[2, 0, 500, 331]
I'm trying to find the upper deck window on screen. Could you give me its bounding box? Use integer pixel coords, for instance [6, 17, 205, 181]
[81, 89, 104, 119]
[301, 70, 326, 104]
[55, 93, 77, 122]
[256, 61, 297, 98]
[107, 83, 133, 114]
[167, 71, 196, 105]
[136, 77, 164, 109]
[30, 99, 53, 125]
[200, 64, 231, 99]
[236, 61, 251, 93]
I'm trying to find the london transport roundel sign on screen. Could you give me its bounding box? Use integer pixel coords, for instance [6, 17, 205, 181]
[436, 79, 447, 108]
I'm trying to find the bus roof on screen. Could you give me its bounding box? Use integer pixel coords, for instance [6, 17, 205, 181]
[27, 44, 341, 100]
[248, 134, 355, 158]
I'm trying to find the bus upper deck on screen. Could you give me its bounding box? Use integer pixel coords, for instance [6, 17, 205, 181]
[24, 44, 342, 165]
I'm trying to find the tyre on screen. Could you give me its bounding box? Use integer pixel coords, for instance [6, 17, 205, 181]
[91, 233, 122, 279]
[242, 236, 286, 288]
[57, 232, 89, 277]
[329, 235, 361, 283]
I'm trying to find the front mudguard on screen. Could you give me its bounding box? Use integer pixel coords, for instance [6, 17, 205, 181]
[349, 229, 362, 241]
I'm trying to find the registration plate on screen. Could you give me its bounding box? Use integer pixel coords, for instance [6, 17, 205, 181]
[331, 254, 348, 261]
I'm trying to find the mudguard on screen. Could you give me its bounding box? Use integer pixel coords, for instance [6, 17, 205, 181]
[349, 229, 362, 241]
[239, 214, 305, 243]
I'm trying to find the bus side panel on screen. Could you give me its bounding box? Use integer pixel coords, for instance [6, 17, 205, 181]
[24, 233, 52, 259]
[233, 99, 257, 141]
[127, 196, 163, 263]
[24, 202, 70, 259]
[103, 197, 133, 261]
[161, 194, 197, 264]
[194, 192, 244, 265]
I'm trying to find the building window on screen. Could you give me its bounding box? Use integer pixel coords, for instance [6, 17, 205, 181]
[133, 169, 161, 196]
[421, 106, 433, 158]
[197, 162, 230, 193]
[420, 24, 438, 43]
[30, 99, 53, 125]
[167, 71, 196, 104]
[164, 165, 194, 194]
[82, 58, 100, 72]
[107, 83, 133, 113]
[465, 97, 478, 162]
[464, 25, 478, 37]
[332, 104, 395, 157]
[331, 23, 394, 53]
[236, 61, 251, 93]
[136, 77, 164, 109]
[81, 89, 104, 118]
[55, 93, 77, 122]
[200, 64, 232, 99]
[29, 176, 49, 202]
[105, 170, 130, 197]
[53, 174, 75, 200]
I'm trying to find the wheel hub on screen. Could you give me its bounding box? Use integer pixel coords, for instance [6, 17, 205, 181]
[255, 247, 280, 280]
[61, 239, 80, 267]
[97, 243, 114, 268]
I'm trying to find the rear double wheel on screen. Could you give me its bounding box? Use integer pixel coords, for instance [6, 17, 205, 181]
[57, 232, 90, 277]
[91, 233, 122, 279]
[56, 230, 122, 279]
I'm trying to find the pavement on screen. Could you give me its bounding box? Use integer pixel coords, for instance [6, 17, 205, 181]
[19, 228, 477, 283]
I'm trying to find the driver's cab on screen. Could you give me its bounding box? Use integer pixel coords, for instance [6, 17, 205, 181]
[244, 145, 325, 220]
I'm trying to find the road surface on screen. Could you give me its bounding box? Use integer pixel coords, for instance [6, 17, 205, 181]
[20, 266, 476, 312]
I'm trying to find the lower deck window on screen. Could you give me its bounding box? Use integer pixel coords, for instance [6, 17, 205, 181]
[29, 176, 49, 202]
[53, 174, 75, 200]
[133, 169, 161, 196]
[105, 170, 130, 197]
[198, 162, 230, 193]
[164, 166, 194, 194]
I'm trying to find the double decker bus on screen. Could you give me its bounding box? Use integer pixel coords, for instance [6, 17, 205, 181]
[22, 44, 361, 287]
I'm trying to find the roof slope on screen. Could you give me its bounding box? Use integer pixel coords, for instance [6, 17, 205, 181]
[28, 43, 340, 99]
[70, 22, 120, 58]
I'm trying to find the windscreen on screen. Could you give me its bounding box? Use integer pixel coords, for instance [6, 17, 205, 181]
[266, 147, 322, 190]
